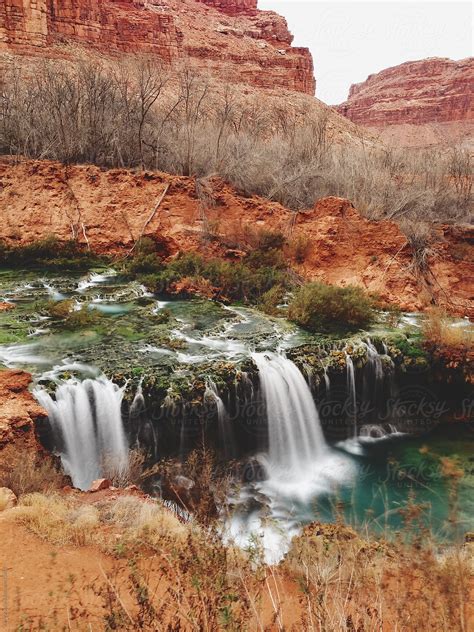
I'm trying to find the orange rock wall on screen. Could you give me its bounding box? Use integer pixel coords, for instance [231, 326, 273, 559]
[0, 0, 315, 95]
[337, 58, 473, 126]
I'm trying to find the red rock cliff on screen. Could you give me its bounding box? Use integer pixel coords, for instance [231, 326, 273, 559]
[0, 0, 315, 95]
[336, 58, 474, 147]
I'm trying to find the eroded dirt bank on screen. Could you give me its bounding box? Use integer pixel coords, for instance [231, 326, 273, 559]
[0, 157, 472, 315]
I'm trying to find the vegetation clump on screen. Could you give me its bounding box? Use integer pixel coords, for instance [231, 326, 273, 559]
[288, 282, 377, 332]
[0, 236, 102, 270]
[44, 299, 104, 330]
[123, 248, 290, 304]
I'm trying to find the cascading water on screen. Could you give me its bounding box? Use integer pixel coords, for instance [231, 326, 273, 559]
[129, 380, 158, 460]
[252, 352, 326, 476]
[345, 352, 357, 437]
[363, 339, 384, 415]
[205, 379, 237, 460]
[226, 352, 355, 562]
[34, 377, 128, 490]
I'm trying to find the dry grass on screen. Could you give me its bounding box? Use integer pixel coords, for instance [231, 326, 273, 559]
[283, 524, 472, 632]
[0, 487, 14, 511]
[0, 453, 64, 497]
[11, 492, 188, 552]
[4, 490, 472, 631]
[423, 308, 473, 349]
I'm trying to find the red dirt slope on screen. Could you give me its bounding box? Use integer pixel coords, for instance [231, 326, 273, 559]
[0, 157, 472, 315]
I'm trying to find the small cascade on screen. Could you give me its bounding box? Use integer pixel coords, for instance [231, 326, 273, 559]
[34, 377, 128, 490]
[129, 380, 145, 418]
[345, 352, 357, 437]
[358, 423, 405, 444]
[42, 281, 64, 301]
[129, 381, 158, 459]
[205, 379, 237, 460]
[363, 338, 384, 415]
[252, 352, 326, 476]
[323, 366, 331, 394]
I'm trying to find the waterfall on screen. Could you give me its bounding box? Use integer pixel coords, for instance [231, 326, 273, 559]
[34, 377, 128, 491]
[345, 353, 357, 437]
[205, 379, 237, 459]
[323, 367, 331, 393]
[252, 352, 326, 476]
[364, 339, 384, 413]
[130, 381, 158, 459]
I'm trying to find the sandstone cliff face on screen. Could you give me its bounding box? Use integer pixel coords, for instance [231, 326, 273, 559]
[0, 369, 49, 479]
[1, 158, 472, 316]
[0, 0, 315, 95]
[336, 58, 474, 147]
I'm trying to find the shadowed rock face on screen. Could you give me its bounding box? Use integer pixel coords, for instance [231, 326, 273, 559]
[0, 0, 315, 95]
[336, 58, 474, 148]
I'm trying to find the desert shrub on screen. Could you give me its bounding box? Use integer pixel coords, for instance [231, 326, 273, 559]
[258, 284, 286, 316]
[124, 253, 163, 275]
[0, 236, 101, 269]
[44, 300, 103, 329]
[288, 282, 377, 332]
[253, 229, 286, 251]
[46, 299, 75, 319]
[422, 308, 472, 349]
[0, 455, 64, 497]
[287, 233, 311, 263]
[125, 250, 289, 303]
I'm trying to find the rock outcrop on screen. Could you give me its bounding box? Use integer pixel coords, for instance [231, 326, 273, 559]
[0, 369, 49, 479]
[1, 157, 472, 315]
[0, 0, 315, 95]
[336, 58, 474, 147]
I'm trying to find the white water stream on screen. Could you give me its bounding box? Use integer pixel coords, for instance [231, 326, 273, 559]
[34, 377, 128, 490]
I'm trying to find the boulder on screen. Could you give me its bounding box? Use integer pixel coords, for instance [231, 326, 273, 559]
[88, 478, 112, 493]
[0, 487, 17, 511]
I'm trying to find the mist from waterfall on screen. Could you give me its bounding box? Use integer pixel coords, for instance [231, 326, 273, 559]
[35, 377, 128, 490]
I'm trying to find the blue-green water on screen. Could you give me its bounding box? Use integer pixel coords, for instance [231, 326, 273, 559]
[1, 268, 472, 554]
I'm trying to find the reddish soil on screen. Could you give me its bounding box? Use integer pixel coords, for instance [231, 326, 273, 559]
[1, 157, 472, 315]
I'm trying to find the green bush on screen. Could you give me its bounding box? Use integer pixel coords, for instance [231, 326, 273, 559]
[125, 250, 290, 303]
[258, 285, 286, 315]
[288, 282, 376, 332]
[253, 229, 286, 251]
[0, 237, 101, 269]
[44, 300, 103, 330]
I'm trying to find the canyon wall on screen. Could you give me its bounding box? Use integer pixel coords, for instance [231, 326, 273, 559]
[0, 0, 315, 95]
[336, 58, 474, 148]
